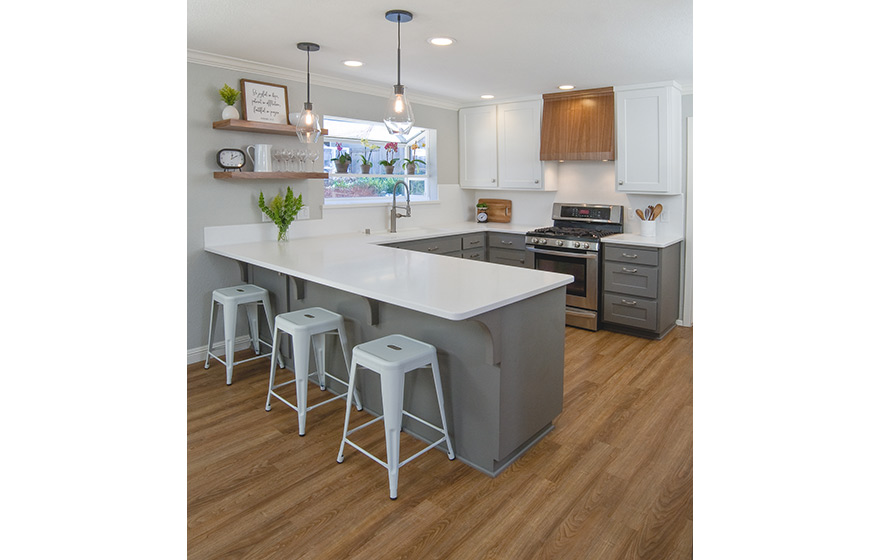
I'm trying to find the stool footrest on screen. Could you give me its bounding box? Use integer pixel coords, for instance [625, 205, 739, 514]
[341, 414, 451, 470]
[206, 350, 271, 368]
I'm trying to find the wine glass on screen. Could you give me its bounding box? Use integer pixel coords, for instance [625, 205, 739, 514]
[309, 149, 320, 172]
[272, 148, 283, 172]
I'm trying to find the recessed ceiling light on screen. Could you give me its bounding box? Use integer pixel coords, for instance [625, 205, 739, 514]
[343, 60, 364, 67]
[428, 37, 455, 46]
[558, 84, 575, 90]
[481, 94, 495, 99]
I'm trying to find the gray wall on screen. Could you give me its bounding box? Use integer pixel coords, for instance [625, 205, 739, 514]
[187, 62, 460, 353]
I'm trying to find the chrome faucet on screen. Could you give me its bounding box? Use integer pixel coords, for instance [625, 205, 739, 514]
[390, 179, 411, 233]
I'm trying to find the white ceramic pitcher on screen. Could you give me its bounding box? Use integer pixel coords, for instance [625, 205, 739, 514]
[246, 144, 273, 172]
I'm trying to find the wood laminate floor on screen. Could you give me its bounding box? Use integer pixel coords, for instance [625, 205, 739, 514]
[188, 326, 693, 559]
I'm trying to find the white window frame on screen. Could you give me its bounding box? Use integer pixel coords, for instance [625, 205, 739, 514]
[321, 116, 438, 206]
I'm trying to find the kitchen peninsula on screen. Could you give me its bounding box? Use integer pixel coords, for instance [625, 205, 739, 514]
[205, 224, 573, 476]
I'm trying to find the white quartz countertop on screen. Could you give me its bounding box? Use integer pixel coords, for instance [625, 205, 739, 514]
[603, 232, 684, 248]
[205, 222, 572, 321]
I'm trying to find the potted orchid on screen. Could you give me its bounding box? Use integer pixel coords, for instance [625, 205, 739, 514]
[402, 157, 425, 175]
[359, 139, 379, 173]
[331, 142, 350, 173]
[380, 142, 399, 174]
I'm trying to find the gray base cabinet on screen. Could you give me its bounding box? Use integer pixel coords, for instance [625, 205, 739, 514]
[385, 232, 526, 268]
[601, 242, 681, 339]
[487, 232, 527, 267]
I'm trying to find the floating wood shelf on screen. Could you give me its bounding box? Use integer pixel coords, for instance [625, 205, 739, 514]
[212, 119, 329, 137]
[213, 171, 328, 180]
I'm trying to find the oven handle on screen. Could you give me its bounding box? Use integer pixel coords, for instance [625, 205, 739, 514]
[526, 247, 598, 260]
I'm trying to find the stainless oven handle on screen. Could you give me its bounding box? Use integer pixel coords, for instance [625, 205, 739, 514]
[526, 247, 598, 260]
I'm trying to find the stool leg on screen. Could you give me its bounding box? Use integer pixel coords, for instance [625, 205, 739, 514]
[261, 295, 283, 369]
[337, 362, 359, 463]
[292, 332, 311, 436]
[335, 324, 363, 411]
[245, 302, 260, 354]
[265, 326, 282, 411]
[312, 333, 327, 390]
[222, 300, 238, 385]
[380, 370, 405, 500]
[430, 356, 455, 460]
[204, 300, 217, 369]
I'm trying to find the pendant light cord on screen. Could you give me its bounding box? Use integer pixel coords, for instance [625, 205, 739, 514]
[396, 15, 401, 87]
[306, 49, 311, 104]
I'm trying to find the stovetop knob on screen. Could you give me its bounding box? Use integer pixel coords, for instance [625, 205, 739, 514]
[573, 241, 581, 248]
[556, 240, 564, 247]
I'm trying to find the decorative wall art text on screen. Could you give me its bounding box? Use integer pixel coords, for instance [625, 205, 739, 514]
[240, 79, 290, 125]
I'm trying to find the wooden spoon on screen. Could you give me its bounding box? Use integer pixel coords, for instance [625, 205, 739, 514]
[635, 209, 646, 220]
[652, 203, 663, 221]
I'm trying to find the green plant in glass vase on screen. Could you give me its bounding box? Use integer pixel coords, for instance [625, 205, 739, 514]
[258, 186, 304, 241]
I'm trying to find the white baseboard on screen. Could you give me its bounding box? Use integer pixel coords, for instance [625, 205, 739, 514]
[187, 335, 262, 365]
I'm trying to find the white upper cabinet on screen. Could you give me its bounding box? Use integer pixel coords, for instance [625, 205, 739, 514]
[459, 105, 498, 188]
[614, 82, 682, 194]
[460, 100, 550, 190]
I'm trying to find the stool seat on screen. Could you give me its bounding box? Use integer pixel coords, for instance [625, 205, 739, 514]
[337, 334, 454, 500]
[266, 307, 362, 436]
[204, 284, 281, 385]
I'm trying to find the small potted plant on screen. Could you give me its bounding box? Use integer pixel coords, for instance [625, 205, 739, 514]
[403, 157, 425, 175]
[258, 186, 304, 241]
[331, 142, 351, 173]
[359, 139, 378, 174]
[380, 142, 399, 174]
[219, 83, 240, 120]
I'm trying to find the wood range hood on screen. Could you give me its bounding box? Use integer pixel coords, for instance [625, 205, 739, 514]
[539, 86, 615, 161]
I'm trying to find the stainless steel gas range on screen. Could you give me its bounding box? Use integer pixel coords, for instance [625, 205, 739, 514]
[525, 203, 624, 330]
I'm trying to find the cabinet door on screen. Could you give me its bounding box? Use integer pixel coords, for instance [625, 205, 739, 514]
[615, 84, 681, 194]
[459, 106, 498, 188]
[497, 101, 543, 189]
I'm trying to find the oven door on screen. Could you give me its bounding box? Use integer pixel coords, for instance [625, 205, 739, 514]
[526, 247, 598, 311]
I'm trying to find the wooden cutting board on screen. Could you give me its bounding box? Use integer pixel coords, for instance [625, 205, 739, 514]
[478, 198, 512, 223]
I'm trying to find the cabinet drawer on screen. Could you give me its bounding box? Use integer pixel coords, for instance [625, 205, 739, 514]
[397, 236, 461, 254]
[602, 293, 657, 330]
[489, 248, 527, 267]
[604, 262, 658, 298]
[461, 248, 486, 261]
[461, 233, 486, 250]
[487, 232, 525, 251]
[604, 245, 659, 266]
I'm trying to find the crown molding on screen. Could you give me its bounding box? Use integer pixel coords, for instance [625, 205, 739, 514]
[187, 49, 463, 111]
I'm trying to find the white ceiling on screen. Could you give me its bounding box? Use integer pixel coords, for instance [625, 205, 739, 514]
[187, 0, 692, 108]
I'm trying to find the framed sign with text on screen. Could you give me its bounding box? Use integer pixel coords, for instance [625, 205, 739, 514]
[240, 79, 290, 125]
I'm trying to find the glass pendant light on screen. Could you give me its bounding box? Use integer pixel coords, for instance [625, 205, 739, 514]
[383, 9, 414, 136]
[295, 42, 321, 143]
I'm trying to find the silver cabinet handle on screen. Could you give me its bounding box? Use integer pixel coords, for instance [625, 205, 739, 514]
[469, 239, 480, 245]
[622, 267, 638, 273]
[501, 240, 513, 245]
[621, 253, 638, 259]
[534, 180, 539, 184]
[618, 180, 624, 185]
[467, 253, 481, 259]
[491, 178, 496, 183]
[621, 299, 639, 305]
[427, 246, 439, 252]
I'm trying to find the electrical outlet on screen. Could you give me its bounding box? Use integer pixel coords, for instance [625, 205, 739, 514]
[261, 212, 271, 223]
[660, 211, 669, 223]
[299, 206, 310, 220]
[627, 207, 635, 220]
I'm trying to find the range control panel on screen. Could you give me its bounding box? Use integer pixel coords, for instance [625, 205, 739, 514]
[552, 203, 623, 224]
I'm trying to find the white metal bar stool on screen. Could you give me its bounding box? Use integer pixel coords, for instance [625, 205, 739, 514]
[204, 284, 281, 385]
[265, 307, 362, 436]
[337, 334, 455, 500]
